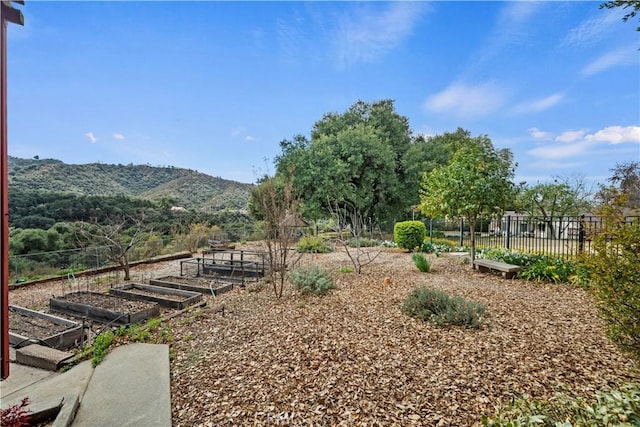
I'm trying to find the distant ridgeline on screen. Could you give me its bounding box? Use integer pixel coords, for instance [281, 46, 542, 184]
[7, 157, 256, 239]
[8, 156, 253, 212]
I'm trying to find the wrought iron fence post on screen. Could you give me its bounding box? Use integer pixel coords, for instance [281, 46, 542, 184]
[506, 215, 511, 250]
[578, 215, 585, 254]
[459, 218, 464, 247]
[429, 218, 433, 243]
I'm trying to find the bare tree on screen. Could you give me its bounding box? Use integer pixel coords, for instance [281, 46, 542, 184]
[251, 175, 303, 298]
[75, 215, 149, 281]
[328, 201, 382, 274]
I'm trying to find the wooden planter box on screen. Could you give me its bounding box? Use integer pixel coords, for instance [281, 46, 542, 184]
[50, 292, 160, 325]
[9, 305, 87, 349]
[150, 277, 234, 296]
[110, 283, 202, 310]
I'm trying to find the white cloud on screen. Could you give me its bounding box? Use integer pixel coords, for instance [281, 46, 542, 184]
[581, 45, 638, 77]
[113, 133, 125, 141]
[528, 127, 550, 140]
[528, 140, 592, 159]
[245, 135, 255, 142]
[585, 126, 640, 144]
[84, 132, 97, 143]
[561, 8, 624, 46]
[424, 81, 509, 119]
[231, 127, 245, 137]
[332, 2, 426, 68]
[512, 93, 564, 115]
[555, 130, 586, 143]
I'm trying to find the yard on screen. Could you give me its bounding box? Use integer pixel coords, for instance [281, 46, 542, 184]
[164, 246, 638, 426]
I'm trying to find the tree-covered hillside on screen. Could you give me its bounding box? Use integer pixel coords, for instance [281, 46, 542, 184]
[8, 157, 253, 212]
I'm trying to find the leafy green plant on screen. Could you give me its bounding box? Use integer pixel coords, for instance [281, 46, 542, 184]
[394, 221, 426, 251]
[482, 382, 640, 426]
[289, 265, 336, 295]
[584, 201, 640, 361]
[476, 248, 544, 267]
[338, 266, 354, 273]
[401, 287, 485, 328]
[420, 240, 453, 255]
[346, 237, 380, 247]
[518, 257, 575, 283]
[412, 253, 431, 272]
[91, 330, 115, 367]
[296, 235, 332, 253]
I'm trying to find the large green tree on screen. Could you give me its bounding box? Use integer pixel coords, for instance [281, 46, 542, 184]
[418, 132, 515, 265]
[600, 0, 640, 31]
[275, 100, 412, 224]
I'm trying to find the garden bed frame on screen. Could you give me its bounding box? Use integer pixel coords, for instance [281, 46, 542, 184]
[110, 283, 202, 310]
[50, 292, 160, 325]
[9, 305, 87, 349]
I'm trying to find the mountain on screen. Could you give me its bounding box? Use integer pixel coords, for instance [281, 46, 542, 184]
[7, 157, 254, 212]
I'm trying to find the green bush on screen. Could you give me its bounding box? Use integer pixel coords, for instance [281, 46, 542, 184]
[346, 237, 380, 247]
[412, 253, 431, 272]
[518, 257, 575, 283]
[476, 248, 543, 267]
[401, 287, 485, 328]
[289, 265, 336, 295]
[482, 382, 640, 426]
[584, 205, 640, 361]
[421, 240, 454, 255]
[394, 221, 426, 251]
[296, 235, 332, 253]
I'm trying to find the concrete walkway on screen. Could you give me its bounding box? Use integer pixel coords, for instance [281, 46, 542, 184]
[1, 343, 171, 426]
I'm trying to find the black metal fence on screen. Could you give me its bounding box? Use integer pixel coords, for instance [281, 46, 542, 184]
[424, 215, 638, 259]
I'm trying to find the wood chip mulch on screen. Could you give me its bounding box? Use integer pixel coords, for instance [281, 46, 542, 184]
[167, 248, 639, 426]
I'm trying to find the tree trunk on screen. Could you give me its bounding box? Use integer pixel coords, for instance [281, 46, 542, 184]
[470, 220, 476, 268]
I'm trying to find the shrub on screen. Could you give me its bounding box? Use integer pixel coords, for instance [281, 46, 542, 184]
[584, 204, 640, 361]
[518, 257, 575, 283]
[482, 382, 640, 426]
[296, 235, 332, 253]
[289, 265, 336, 295]
[412, 253, 431, 272]
[476, 248, 543, 267]
[401, 287, 485, 328]
[346, 237, 380, 247]
[394, 221, 426, 251]
[421, 240, 454, 255]
[1, 397, 32, 427]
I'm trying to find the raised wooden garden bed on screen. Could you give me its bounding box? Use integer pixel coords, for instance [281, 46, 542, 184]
[150, 276, 234, 296]
[110, 283, 202, 310]
[50, 292, 160, 325]
[9, 305, 87, 349]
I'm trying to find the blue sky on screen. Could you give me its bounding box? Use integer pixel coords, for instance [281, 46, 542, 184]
[6, 1, 639, 185]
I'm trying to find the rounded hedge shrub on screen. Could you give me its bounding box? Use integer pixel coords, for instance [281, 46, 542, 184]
[394, 220, 426, 251]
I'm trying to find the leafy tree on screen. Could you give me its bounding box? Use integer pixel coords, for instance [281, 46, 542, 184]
[276, 99, 412, 224]
[402, 128, 469, 209]
[600, 0, 640, 31]
[597, 161, 640, 211]
[515, 176, 594, 239]
[418, 132, 515, 265]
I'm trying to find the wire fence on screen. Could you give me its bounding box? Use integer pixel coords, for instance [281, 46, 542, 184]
[8, 244, 147, 284]
[424, 215, 638, 259]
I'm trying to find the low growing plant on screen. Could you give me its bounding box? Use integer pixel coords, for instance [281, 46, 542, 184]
[91, 330, 115, 367]
[482, 382, 640, 426]
[289, 265, 336, 295]
[518, 257, 575, 283]
[402, 287, 485, 328]
[1, 397, 32, 427]
[412, 253, 431, 272]
[346, 237, 380, 248]
[338, 266, 354, 273]
[296, 235, 332, 253]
